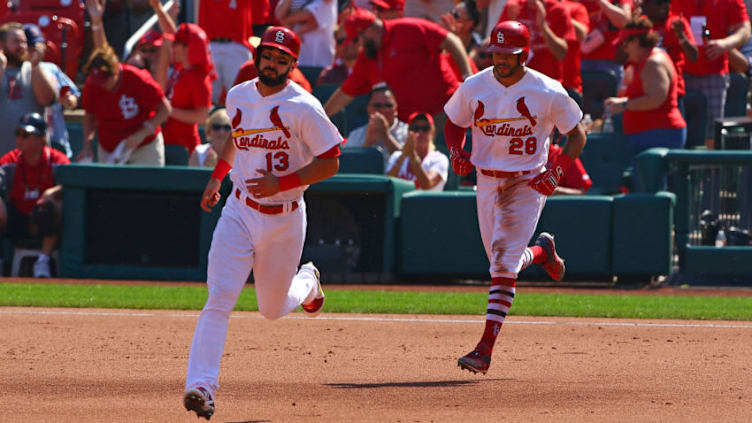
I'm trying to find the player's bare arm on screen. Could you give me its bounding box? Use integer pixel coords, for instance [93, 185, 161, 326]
[561, 122, 587, 160]
[441, 32, 474, 80]
[245, 156, 339, 199]
[323, 88, 355, 117]
[201, 124, 237, 212]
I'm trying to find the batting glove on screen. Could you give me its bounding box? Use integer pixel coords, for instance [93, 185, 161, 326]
[450, 147, 473, 176]
[529, 153, 574, 196]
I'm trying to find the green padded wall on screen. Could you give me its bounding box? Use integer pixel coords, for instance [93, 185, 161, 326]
[400, 191, 488, 275]
[400, 193, 614, 278]
[611, 192, 675, 276]
[524, 195, 614, 278]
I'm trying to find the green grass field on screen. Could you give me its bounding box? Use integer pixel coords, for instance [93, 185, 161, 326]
[1, 282, 751, 321]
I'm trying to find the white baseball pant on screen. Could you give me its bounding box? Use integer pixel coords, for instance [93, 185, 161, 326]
[185, 193, 318, 394]
[476, 169, 547, 279]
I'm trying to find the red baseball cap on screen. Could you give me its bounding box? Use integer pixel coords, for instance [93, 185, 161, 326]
[370, 0, 404, 11]
[138, 30, 163, 48]
[408, 112, 434, 127]
[344, 7, 377, 44]
[612, 27, 653, 47]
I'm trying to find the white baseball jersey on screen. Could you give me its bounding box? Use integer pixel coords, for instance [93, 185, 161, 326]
[226, 79, 343, 203]
[386, 150, 449, 191]
[444, 67, 582, 172]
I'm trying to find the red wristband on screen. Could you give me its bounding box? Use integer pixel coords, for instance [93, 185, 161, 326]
[278, 172, 302, 191]
[211, 159, 232, 180]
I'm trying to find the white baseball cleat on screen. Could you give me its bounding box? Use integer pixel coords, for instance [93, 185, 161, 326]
[300, 262, 324, 317]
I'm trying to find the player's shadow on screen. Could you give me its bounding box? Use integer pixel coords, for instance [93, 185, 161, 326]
[225, 420, 271, 423]
[325, 379, 509, 389]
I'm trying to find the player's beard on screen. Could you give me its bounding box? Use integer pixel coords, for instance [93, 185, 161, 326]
[259, 67, 290, 87]
[363, 38, 379, 58]
[493, 57, 522, 79]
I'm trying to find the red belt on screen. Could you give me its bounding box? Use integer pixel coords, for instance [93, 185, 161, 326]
[235, 189, 298, 215]
[480, 169, 533, 178]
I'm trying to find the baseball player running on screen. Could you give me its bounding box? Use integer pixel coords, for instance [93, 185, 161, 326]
[183, 27, 343, 420]
[443, 20, 587, 375]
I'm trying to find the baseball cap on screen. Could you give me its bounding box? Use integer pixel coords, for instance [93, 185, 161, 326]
[408, 112, 434, 127]
[138, 30, 163, 48]
[16, 112, 47, 137]
[23, 23, 46, 46]
[344, 7, 377, 44]
[612, 27, 653, 47]
[370, 0, 404, 11]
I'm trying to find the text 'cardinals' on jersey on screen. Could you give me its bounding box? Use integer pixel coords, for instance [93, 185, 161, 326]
[226, 80, 343, 204]
[444, 67, 582, 172]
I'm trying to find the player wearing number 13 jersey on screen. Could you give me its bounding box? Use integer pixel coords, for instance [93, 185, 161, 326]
[444, 21, 587, 375]
[184, 27, 342, 420]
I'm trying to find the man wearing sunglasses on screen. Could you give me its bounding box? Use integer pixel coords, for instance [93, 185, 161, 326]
[344, 84, 408, 159]
[0, 113, 69, 277]
[386, 112, 449, 190]
[184, 27, 342, 420]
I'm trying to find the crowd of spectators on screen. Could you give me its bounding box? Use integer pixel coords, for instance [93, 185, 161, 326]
[3, 0, 752, 276]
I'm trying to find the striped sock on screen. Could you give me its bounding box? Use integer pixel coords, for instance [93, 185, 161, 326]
[520, 246, 546, 270]
[479, 277, 516, 353]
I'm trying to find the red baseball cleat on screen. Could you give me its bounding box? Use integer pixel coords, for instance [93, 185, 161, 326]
[301, 262, 324, 317]
[535, 232, 566, 281]
[458, 343, 492, 375]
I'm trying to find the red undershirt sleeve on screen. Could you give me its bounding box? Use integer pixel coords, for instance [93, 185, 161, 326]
[444, 118, 468, 151]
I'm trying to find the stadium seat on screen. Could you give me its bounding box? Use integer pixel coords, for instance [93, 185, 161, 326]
[0, 12, 82, 79]
[17, 0, 85, 25]
[344, 94, 369, 137]
[313, 83, 346, 136]
[683, 89, 708, 149]
[298, 66, 324, 89]
[725, 72, 749, 117]
[577, 132, 633, 194]
[165, 145, 190, 166]
[581, 70, 618, 119]
[338, 147, 384, 174]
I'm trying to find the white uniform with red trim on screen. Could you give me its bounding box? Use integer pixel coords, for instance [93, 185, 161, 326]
[444, 67, 581, 278]
[185, 79, 343, 395]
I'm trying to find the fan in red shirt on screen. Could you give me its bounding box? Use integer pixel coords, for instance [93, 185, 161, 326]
[323, 7, 474, 123]
[562, 0, 590, 97]
[158, 23, 214, 155]
[642, 0, 699, 99]
[499, 0, 575, 82]
[79, 44, 172, 166]
[198, 0, 254, 104]
[670, 0, 750, 148]
[578, 0, 634, 77]
[0, 113, 69, 278]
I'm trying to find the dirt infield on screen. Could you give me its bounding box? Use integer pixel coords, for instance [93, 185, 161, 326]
[3, 305, 752, 422]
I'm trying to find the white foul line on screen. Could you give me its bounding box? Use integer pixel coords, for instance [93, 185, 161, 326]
[1, 308, 752, 329]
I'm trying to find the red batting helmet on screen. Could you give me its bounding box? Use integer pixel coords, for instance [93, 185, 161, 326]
[258, 26, 301, 59]
[488, 21, 530, 60]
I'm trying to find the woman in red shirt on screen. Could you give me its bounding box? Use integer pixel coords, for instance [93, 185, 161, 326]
[604, 17, 686, 158]
[152, 1, 214, 156]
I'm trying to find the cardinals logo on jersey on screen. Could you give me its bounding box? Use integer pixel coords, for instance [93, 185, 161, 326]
[230, 106, 292, 151]
[269, 106, 291, 138]
[516, 97, 537, 126]
[473, 98, 538, 137]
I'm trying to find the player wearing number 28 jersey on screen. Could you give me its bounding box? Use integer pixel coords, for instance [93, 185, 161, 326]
[184, 27, 342, 420]
[444, 20, 587, 375]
